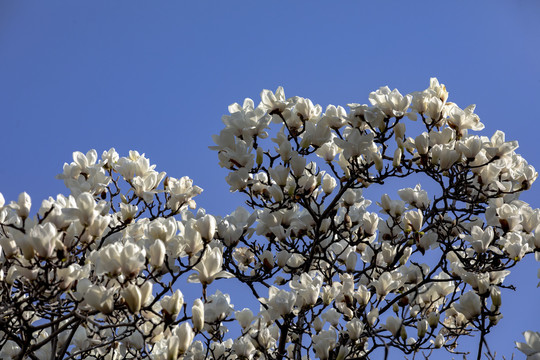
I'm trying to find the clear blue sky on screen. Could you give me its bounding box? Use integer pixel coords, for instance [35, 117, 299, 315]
[1, 1, 539, 358]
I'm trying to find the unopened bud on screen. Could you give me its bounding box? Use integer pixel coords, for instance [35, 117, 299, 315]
[400, 326, 407, 341]
[417, 319, 428, 338]
[491, 287, 502, 307]
[256, 147, 264, 166]
[393, 148, 402, 168]
[394, 123, 406, 140]
[427, 312, 439, 329]
[433, 334, 445, 348]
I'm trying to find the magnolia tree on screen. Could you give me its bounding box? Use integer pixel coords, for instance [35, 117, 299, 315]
[1, 79, 539, 360]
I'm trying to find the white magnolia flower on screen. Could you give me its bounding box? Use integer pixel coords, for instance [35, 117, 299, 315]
[84, 285, 114, 314]
[346, 318, 364, 340]
[232, 336, 255, 359]
[403, 209, 423, 232]
[464, 226, 494, 253]
[188, 247, 233, 285]
[417, 319, 428, 338]
[260, 86, 287, 113]
[312, 329, 337, 360]
[445, 103, 484, 132]
[235, 308, 254, 329]
[398, 184, 430, 209]
[261, 286, 296, 319]
[432, 334, 445, 349]
[321, 173, 337, 195]
[161, 289, 184, 319]
[175, 323, 194, 355]
[13, 192, 32, 219]
[454, 291, 482, 320]
[384, 316, 402, 337]
[148, 239, 166, 268]
[122, 284, 142, 313]
[321, 308, 341, 327]
[369, 86, 412, 118]
[165, 176, 203, 212]
[204, 290, 233, 323]
[516, 331, 540, 360]
[371, 272, 399, 300]
[28, 222, 58, 259]
[289, 272, 323, 308]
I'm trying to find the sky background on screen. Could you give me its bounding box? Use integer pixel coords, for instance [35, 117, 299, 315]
[0, 1, 539, 358]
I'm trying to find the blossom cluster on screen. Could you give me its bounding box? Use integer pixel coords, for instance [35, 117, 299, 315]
[0, 78, 539, 359]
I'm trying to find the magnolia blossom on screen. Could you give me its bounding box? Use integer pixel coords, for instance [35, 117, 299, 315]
[371, 272, 399, 300]
[313, 329, 337, 360]
[176, 322, 195, 355]
[516, 331, 540, 360]
[188, 247, 233, 285]
[261, 286, 297, 319]
[1, 79, 538, 360]
[454, 291, 482, 320]
[384, 316, 402, 337]
[161, 289, 184, 318]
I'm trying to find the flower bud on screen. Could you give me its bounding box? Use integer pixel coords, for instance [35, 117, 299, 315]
[373, 153, 383, 172]
[16, 192, 31, 219]
[149, 240, 166, 269]
[196, 214, 217, 242]
[400, 326, 407, 341]
[415, 133, 429, 155]
[393, 148, 402, 168]
[192, 299, 205, 332]
[313, 316, 324, 332]
[394, 123, 406, 140]
[140, 281, 153, 307]
[175, 323, 194, 355]
[491, 287, 502, 308]
[290, 153, 306, 177]
[167, 336, 179, 360]
[367, 307, 379, 326]
[427, 312, 439, 328]
[417, 319, 428, 338]
[256, 146, 264, 166]
[345, 252, 357, 272]
[433, 334, 445, 348]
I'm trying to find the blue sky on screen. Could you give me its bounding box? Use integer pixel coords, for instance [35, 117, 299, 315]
[1, 1, 539, 358]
